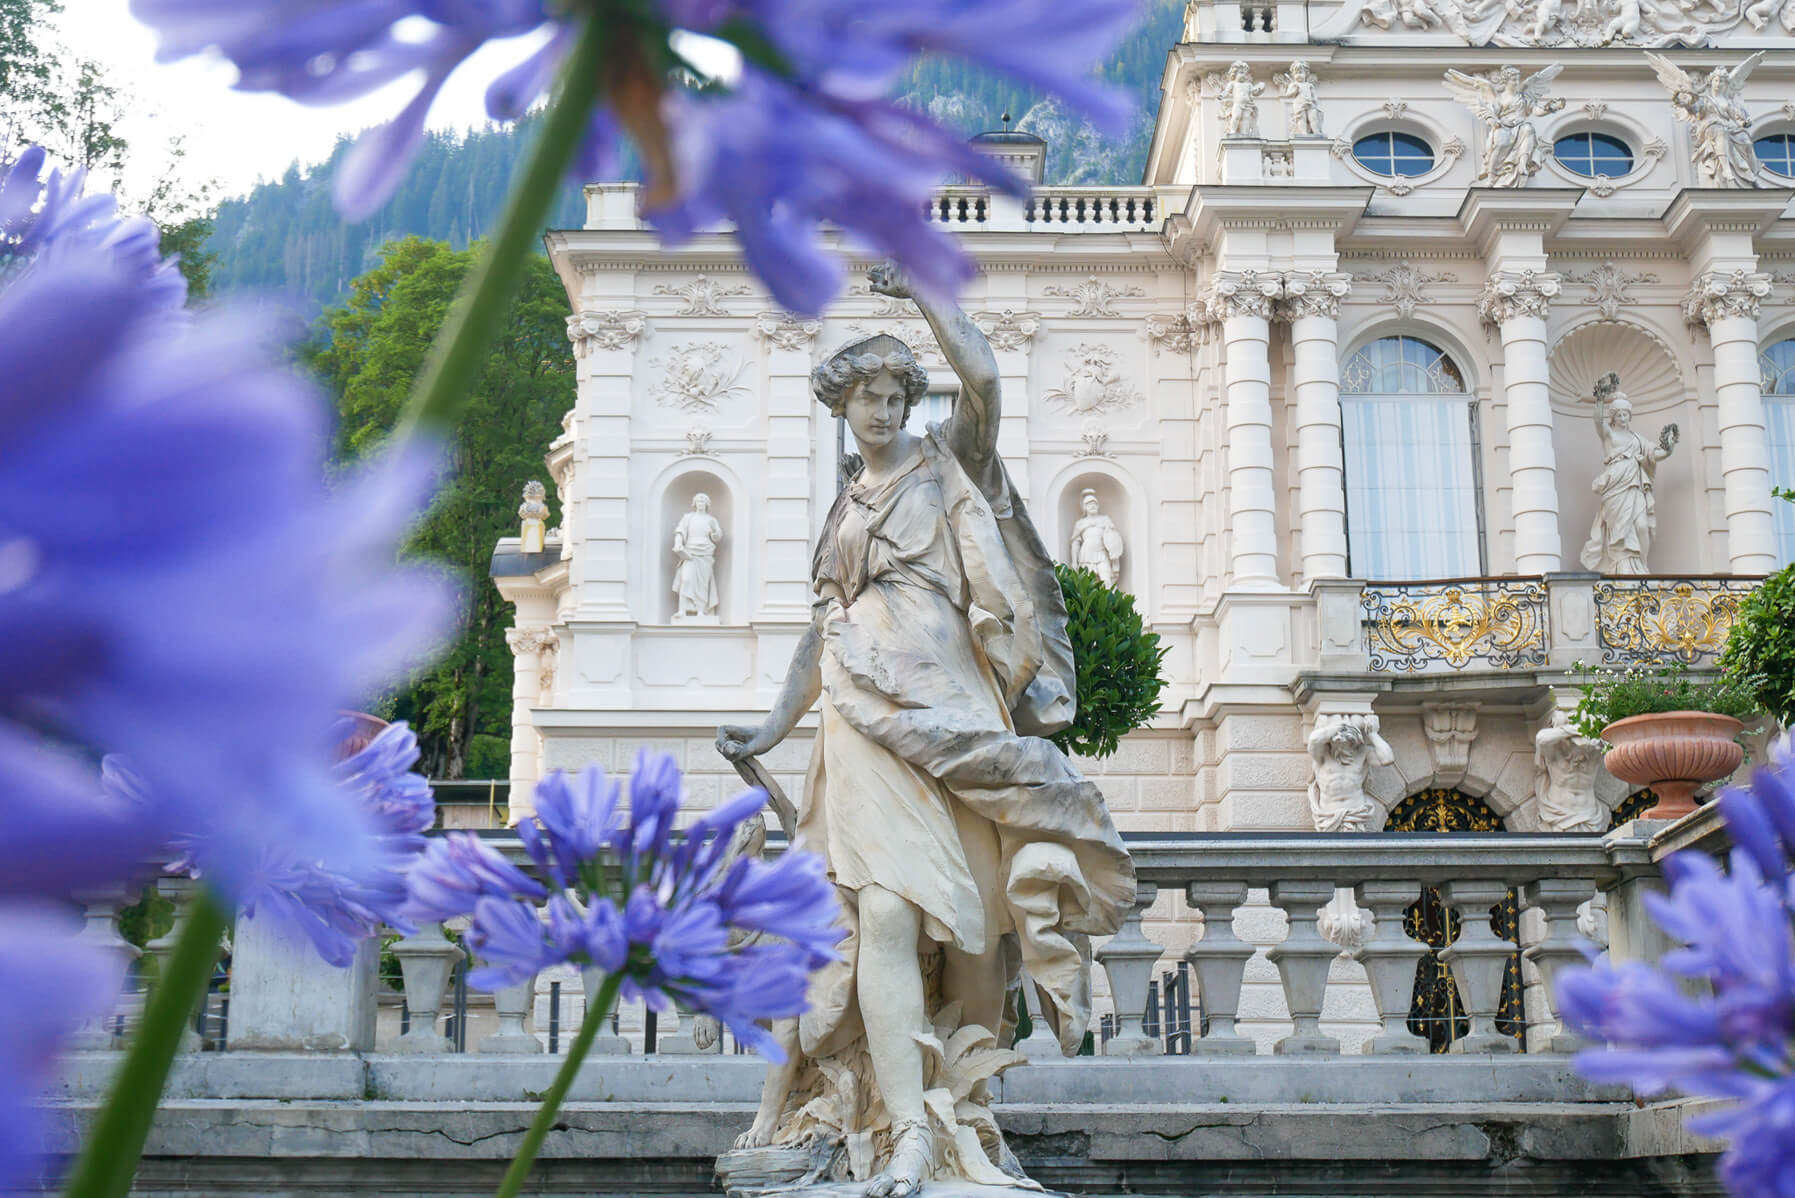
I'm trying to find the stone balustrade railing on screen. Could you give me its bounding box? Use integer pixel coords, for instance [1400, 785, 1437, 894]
[919, 186, 1164, 233]
[66, 828, 1678, 1067]
[1317, 573, 1761, 676]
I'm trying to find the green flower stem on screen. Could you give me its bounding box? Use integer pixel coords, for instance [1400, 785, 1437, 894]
[396, 14, 608, 440]
[496, 970, 623, 1198]
[61, 888, 230, 1198]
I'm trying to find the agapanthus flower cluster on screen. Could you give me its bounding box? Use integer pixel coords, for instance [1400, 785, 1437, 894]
[128, 0, 1144, 313]
[406, 750, 841, 1058]
[1556, 739, 1795, 1197]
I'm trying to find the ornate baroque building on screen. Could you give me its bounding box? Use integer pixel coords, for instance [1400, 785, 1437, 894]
[497, 0, 1793, 1044]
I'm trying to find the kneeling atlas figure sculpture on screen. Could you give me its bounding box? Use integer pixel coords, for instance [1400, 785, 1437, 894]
[716, 266, 1135, 1196]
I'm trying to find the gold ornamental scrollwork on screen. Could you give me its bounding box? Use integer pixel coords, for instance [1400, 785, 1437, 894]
[1594, 578, 1758, 666]
[1362, 580, 1549, 672]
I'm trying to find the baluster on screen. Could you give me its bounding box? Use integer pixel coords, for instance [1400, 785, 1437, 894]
[1013, 974, 1063, 1060]
[1521, 879, 1596, 1054]
[1182, 882, 1256, 1055]
[580, 967, 632, 1054]
[1266, 880, 1341, 1054]
[1096, 884, 1163, 1056]
[143, 876, 203, 1052]
[388, 923, 466, 1053]
[655, 1004, 720, 1054]
[478, 976, 544, 1054]
[1351, 882, 1430, 1055]
[1437, 881, 1520, 1053]
[70, 885, 141, 1050]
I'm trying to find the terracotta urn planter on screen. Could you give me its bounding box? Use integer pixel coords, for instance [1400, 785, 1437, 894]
[1601, 711, 1745, 820]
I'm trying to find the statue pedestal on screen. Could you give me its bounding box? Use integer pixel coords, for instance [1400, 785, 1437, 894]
[715, 1147, 1066, 1198]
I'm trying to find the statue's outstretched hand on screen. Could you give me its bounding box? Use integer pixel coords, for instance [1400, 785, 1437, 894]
[717, 722, 778, 763]
[867, 262, 913, 300]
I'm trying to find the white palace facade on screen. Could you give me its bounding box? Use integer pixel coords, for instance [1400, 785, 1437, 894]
[494, 0, 1795, 1042]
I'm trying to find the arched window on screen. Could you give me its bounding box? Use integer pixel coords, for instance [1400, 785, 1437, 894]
[1351, 131, 1434, 178]
[1760, 339, 1795, 562]
[1755, 133, 1795, 178]
[1340, 336, 1481, 579]
[1552, 131, 1633, 178]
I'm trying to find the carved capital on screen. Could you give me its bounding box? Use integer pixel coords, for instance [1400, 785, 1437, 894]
[1682, 269, 1773, 327]
[1477, 269, 1560, 325]
[566, 310, 647, 356]
[753, 311, 821, 351]
[505, 627, 557, 659]
[1144, 312, 1203, 354]
[1193, 269, 1284, 323]
[973, 309, 1042, 352]
[1275, 270, 1352, 321]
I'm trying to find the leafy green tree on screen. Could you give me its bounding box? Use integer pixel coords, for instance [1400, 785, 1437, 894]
[307, 237, 574, 778]
[1720, 489, 1795, 729]
[1051, 564, 1170, 759]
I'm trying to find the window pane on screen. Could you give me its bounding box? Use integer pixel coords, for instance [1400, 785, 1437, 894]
[1342, 336, 1465, 395]
[1554, 132, 1633, 179]
[1766, 399, 1795, 564]
[1354, 131, 1434, 178]
[1756, 134, 1795, 178]
[910, 388, 956, 431]
[1343, 396, 1481, 578]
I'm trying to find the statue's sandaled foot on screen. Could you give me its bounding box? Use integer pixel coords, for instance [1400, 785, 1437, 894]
[867, 1121, 933, 1198]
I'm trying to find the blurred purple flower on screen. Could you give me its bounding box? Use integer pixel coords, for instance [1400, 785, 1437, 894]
[0, 240, 453, 918]
[405, 750, 841, 1059]
[0, 907, 124, 1191]
[127, 0, 1144, 313]
[1558, 753, 1795, 1196]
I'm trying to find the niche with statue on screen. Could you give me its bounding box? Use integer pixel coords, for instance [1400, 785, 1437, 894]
[659, 472, 732, 625]
[1057, 474, 1131, 592]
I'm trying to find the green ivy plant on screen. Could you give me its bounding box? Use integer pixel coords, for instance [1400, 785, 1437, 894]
[1719, 490, 1795, 728]
[1051, 564, 1170, 759]
[1569, 661, 1759, 741]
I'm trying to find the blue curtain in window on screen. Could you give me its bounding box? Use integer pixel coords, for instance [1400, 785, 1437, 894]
[1764, 342, 1795, 564]
[1342, 395, 1481, 578]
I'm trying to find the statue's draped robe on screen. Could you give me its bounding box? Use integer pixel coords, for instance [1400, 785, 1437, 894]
[797, 423, 1134, 1087]
[672, 511, 722, 613]
[1580, 427, 1657, 573]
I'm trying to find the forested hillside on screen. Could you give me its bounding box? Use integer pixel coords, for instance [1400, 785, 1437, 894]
[205, 0, 1183, 311]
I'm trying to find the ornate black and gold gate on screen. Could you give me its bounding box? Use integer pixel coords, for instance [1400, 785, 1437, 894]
[1384, 788, 1525, 1053]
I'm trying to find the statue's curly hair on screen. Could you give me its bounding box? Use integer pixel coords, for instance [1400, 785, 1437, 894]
[810, 334, 930, 420]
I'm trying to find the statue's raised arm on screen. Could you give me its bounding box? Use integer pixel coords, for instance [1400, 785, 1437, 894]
[867, 264, 1001, 478]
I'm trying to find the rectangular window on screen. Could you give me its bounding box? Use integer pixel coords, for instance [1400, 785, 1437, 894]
[911, 388, 957, 433]
[1766, 398, 1795, 564]
[1342, 396, 1482, 579]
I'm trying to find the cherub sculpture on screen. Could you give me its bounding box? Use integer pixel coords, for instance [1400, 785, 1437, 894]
[1219, 61, 1265, 139]
[1648, 52, 1762, 188]
[517, 480, 549, 554]
[1579, 372, 1678, 575]
[1277, 61, 1323, 138]
[1307, 714, 1396, 833]
[1443, 64, 1564, 188]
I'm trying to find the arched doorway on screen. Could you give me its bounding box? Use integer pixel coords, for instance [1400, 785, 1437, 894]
[1384, 788, 1524, 1052]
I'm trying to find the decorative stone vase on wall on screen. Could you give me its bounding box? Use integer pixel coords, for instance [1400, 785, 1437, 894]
[1600, 712, 1744, 821]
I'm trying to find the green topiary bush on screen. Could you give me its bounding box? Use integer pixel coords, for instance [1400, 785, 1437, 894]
[1051, 563, 1170, 759]
[1720, 559, 1795, 730]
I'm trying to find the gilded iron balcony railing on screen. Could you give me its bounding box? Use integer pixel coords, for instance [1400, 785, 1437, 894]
[1361, 576, 1550, 673]
[1593, 575, 1762, 667]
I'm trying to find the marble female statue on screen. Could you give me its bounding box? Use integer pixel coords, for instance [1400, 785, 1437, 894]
[716, 266, 1134, 1195]
[1578, 373, 1678, 575]
[1443, 64, 1563, 188]
[517, 480, 549, 554]
[1649, 53, 1762, 188]
[671, 493, 723, 621]
[1068, 490, 1125, 589]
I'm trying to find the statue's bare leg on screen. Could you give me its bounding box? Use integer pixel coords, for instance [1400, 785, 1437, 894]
[735, 1017, 801, 1149]
[858, 884, 934, 1197]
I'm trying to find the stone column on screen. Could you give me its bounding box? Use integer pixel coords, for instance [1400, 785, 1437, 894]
[754, 313, 822, 621]
[504, 627, 552, 823]
[1479, 269, 1562, 575]
[1278, 271, 1352, 582]
[1197, 270, 1286, 590]
[1684, 270, 1778, 573]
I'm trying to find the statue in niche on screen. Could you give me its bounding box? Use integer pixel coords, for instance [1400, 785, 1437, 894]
[1443, 64, 1563, 188]
[1307, 714, 1395, 833]
[671, 493, 723, 623]
[1535, 710, 1607, 833]
[1648, 53, 1762, 189]
[715, 265, 1133, 1196]
[1579, 372, 1679, 575]
[517, 480, 549, 554]
[1068, 489, 1125, 589]
[1277, 61, 1323, 138]
[1219, 61, 1264, 139]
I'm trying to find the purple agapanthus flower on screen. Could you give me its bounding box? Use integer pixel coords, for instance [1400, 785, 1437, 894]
[1557, 752, 1795, 1196]
[2, 147, 187, 307]
[404, 750, 841, 1058]
[127, 0, 1144, 313]
[0, 226, 452, 920]
[0, 907, 126, 1192]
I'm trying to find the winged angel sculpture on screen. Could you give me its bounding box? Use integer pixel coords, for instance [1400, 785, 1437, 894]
[1647, 52, 1762, 189]
[1443, 64, 1563, 187]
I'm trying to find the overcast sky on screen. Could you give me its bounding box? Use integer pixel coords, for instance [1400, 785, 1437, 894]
[53, 1, 552, 201]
